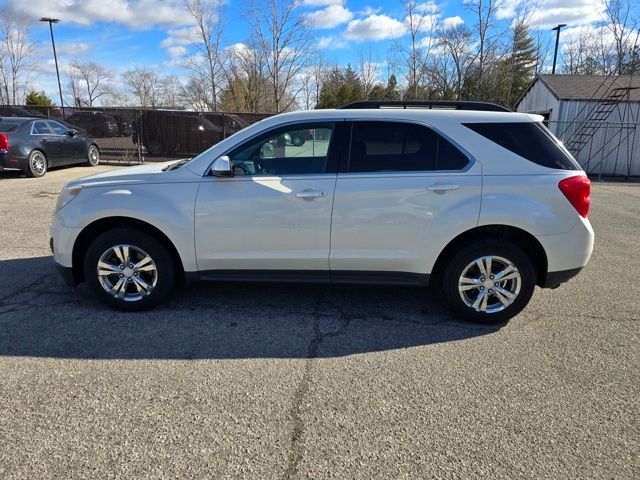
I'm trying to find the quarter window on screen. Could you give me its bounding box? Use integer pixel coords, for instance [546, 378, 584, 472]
[348, 122, 468, 173]
[463, 122, 580, 170]
[228, 124, 334, 176]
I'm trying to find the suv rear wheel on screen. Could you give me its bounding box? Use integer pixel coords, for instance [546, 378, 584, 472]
[440, 240, 536, 323]
[83, 228, 175, 311]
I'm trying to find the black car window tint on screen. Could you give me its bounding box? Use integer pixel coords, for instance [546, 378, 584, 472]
[463, 122, 579, 170]
[32, 121, 52, 134]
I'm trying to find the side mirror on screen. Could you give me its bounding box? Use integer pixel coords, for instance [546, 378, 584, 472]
[66, 129, 77, 137]
[210, 155, 233, 176]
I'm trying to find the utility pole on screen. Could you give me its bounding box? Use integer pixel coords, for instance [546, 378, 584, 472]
[551, 24, 567, 75]
[40, 17, 65, 119]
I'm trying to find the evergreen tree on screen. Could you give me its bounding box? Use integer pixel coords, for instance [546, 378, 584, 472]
[504, 21, 536, 108]
[316, 65, 364, 108]
[385, 74, 400, 100]
[25, 90, 54, 106]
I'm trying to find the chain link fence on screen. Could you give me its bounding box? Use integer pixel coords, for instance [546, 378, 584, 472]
[0, 105, 272, 165]
[547, 120, 640, 178]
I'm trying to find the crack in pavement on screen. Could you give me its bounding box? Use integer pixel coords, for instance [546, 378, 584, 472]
[283, 288, 325, 480]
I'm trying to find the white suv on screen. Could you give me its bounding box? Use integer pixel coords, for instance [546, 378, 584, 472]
[50, 101, 594, 323]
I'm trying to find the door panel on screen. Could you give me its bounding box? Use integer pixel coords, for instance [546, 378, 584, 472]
[31, 120, 64, 165]
[194, 122, 341, 273]
[195, 175, 336, 271]
[48, 121, 86, 163]
[330, 120, 482, 275]
[330, 170, 481, 274]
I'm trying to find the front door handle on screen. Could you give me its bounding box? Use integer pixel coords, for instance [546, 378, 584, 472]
[295, 190, 326, 199]
[426, 184, 459, 192]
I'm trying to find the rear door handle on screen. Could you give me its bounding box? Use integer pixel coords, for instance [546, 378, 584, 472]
[295, 190, 326, 199]
[426, 184, 459, 192]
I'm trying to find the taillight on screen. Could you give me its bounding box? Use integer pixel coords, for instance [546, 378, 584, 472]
[558, 175, 591, 218]
[0, 133, 9, 153]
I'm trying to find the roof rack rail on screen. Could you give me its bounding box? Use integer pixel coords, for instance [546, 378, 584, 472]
[338, 100, 511, 112]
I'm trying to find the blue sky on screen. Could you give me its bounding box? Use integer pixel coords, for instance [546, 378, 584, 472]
[4, 0, 621, 99]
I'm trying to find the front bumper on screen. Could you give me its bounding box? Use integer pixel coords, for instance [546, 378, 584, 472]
[55, 262, 77, 286]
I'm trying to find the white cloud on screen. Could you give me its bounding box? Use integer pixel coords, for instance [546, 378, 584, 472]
[528, 0, 604, 28]
[344, 14, 408, 41]
[161, 27, 200, 48]
[317, 35, 347, 49]
[417, 1, 439, 14]
[442, 16, 464, 28]
[9, 0, 192, 29]
[55, 41, 92, 56]
[305, 5, 353, 29]
[496, 0, 521, 20]
[301, 0, 344, 5]
[167, 46, 187, 58]
[494, 0, 604, 27]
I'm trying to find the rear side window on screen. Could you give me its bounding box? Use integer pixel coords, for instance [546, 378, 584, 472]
[463, 122, 579, 170]
[32, 121, 52, 135]
[348, 121, 469, 173]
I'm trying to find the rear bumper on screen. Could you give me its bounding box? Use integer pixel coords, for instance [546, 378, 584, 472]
[536, 216, 594, 272]
[0, 152, 26, 170]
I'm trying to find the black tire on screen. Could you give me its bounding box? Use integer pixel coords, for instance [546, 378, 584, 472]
[25, 150, 47, 178]
[291, 136, 305, 147]
[86, 145, 100, 166]
[83, 228, 175, 311]
[440, 240, 536, 324]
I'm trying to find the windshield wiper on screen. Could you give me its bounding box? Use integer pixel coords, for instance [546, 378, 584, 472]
[162, 159, 190, 171]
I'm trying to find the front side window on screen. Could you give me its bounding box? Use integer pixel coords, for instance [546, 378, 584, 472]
[348, 122, 468, 173]
[48, 121, 69, 135]
[32, 121, 52, 135]
[228, 124, 334, 176]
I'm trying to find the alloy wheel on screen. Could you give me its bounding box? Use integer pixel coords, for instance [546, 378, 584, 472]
[458, 255, 522, 314]
[96, 244, 158, 302]
[31, 152, 46, 176]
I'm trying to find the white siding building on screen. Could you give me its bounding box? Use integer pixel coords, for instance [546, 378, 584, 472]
[516, 74, 640, 177]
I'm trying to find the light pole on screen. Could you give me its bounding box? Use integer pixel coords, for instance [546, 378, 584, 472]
[551, 23, 567, 75]
[40, 17, 64, 118]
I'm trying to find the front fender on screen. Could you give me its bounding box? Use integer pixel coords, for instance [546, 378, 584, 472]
[57, 182, 200, 272]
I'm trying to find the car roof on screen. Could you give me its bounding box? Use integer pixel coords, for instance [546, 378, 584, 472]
[263, 108, 537, 125]
[0, 116, 39, 122]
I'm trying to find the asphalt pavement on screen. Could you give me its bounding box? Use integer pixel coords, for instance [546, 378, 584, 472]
[0, 165, 638, 479]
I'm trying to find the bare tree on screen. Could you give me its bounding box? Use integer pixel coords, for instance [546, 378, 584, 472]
[220, 41, 271, 112]
[0, 5, 34, 104]
[66, 61, 112, 106]
[464, 0, 504, 98]
[357, 47, 379, 99]
[123, 67, 166, 107]
[432, 24, 475, 100]
[246, 0, 312, 112]
[603, 0, 640, 74]
[401, 0, 438, 99]
[183, 0, 225, 111]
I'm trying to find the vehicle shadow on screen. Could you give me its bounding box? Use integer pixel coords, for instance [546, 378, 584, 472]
[0, 256, 502, 360]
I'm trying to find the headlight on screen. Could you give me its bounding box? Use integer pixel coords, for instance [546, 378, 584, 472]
[54, 186, 83, 212]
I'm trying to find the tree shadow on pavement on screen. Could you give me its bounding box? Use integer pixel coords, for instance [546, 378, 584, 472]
[0, 256, 502, 360]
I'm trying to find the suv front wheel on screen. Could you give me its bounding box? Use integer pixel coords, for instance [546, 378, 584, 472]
[441, 240, 536, 323]
[83, 228, 175, 311]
